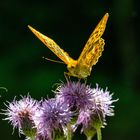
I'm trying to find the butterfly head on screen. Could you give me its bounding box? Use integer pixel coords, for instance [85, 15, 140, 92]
[67, 60, 77, 70]
[67, 60, 78, 75]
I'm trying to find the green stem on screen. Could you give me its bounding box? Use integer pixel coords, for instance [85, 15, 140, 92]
[87, 136, 92, 140]
[67, 123, 72, 140]
[0, 87, 8, 92]
[97, 128, 102, 140]
[29, 136, 35, 140]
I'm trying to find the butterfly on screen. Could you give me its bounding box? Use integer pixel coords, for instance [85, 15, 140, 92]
[28, 13, 109, 79]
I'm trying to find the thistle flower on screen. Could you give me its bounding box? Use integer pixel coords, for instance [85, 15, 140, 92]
[91, 84, 117, 119]
[2, 95, 39, 138]
[55, 81, 94, 111]
[33, 98, 72, 139]
[55, 81, 117, 133]
[76, 84, 118, 132]
[2, 82, 118, 140]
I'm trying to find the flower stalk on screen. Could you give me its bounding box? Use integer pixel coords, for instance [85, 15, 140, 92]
[97, 128, 102, 140]
[66, 123, 72, 140]
[87, 137, 92, 140]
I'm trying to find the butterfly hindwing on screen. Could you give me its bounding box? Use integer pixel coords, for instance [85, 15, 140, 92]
[85, 38, 105, 67]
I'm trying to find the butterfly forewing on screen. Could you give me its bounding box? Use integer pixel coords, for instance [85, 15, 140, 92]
[28, 25, 73, 65]
[78, 13, 109, 63]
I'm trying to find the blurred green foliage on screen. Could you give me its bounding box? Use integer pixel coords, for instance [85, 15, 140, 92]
[0, 0, 140, 140]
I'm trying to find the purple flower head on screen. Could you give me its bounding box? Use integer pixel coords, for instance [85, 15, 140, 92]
[92, 84, 118, 120]
[75, 84, 118, 132]
[55, 81, 94, 111]
[34, 98, 72, 139]
[76, 109, 92, 132]
[2, 95, 39, 136]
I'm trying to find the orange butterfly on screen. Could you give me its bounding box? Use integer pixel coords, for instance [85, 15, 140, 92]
[28, 13, 109, 79]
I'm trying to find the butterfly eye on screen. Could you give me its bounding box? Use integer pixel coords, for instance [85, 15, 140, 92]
[70, 65, 75, 69]
[67, 62, 77, 70]
[67, 65, 74, 69]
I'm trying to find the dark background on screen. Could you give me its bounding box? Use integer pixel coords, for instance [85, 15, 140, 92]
[0, 0, 140, 140]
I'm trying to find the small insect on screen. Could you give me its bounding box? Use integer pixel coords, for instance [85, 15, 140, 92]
[28, 13, 109, 79]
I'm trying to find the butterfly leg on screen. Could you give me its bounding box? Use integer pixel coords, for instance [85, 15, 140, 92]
[83, 78, 87, 84]
[64, 72, 71, 82]
[75, 75, 87, 82]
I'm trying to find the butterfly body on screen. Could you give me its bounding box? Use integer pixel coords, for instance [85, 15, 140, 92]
[67, 61, 91, 78]
[28, 13, 109, 79]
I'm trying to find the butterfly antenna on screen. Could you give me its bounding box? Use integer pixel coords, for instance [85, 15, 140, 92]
[42, 56, 65, 64]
